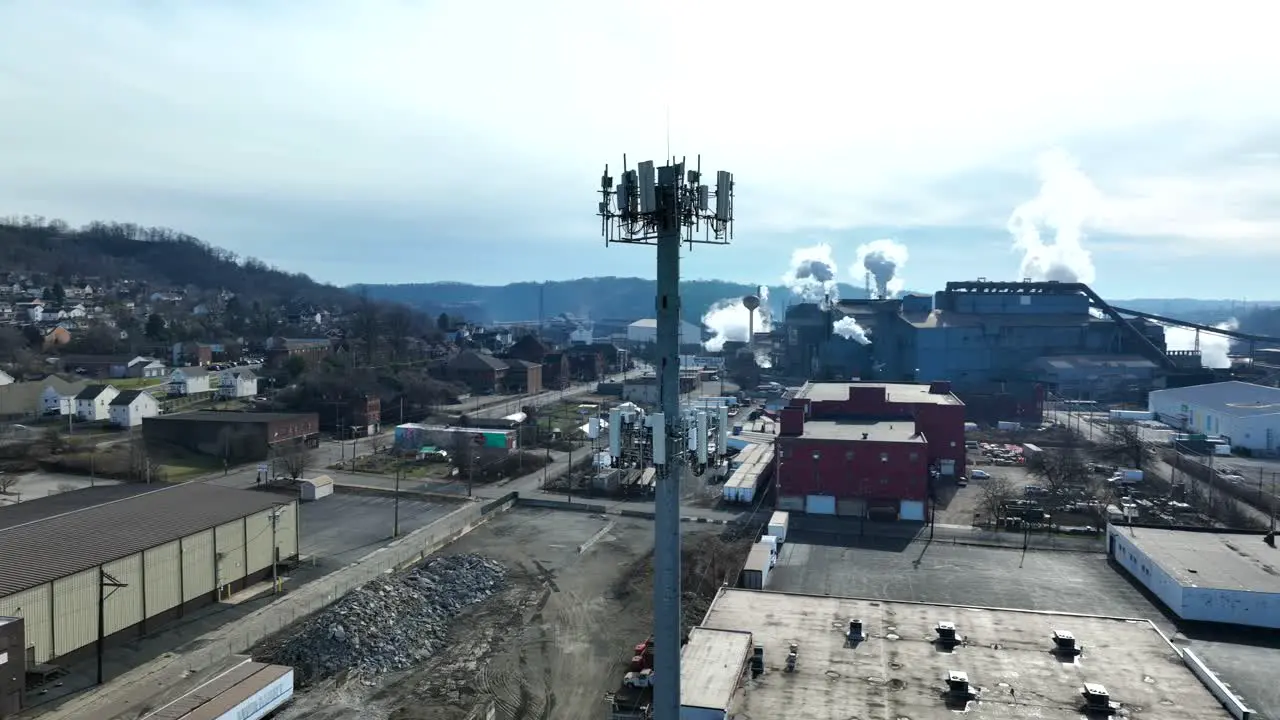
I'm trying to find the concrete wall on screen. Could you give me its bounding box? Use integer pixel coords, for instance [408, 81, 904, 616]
[1181, 587, 1280, 629]
[40, 494, 519, 720]
[1107, 526, 1185, 616]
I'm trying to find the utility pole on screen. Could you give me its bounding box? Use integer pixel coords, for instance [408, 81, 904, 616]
[598, 155, 734, 719]
[393, 461, 402, 537]
[269, 505, 285, 594]
[97, 568, 128, 685]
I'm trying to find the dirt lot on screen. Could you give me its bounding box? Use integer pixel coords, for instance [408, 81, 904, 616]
[278, 508, 723, 720]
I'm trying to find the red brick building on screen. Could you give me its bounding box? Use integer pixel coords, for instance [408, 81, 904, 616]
[776, 382, 965, 521]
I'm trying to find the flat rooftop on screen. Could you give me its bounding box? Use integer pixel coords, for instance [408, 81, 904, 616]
[798, 381, 962, 406]
[1124, 527, 1280, 593]
[145, 411, 314, 424]
[680, 628, 754, 712]
[799, 419, 925, 443]
[697, 589, 1232, 719]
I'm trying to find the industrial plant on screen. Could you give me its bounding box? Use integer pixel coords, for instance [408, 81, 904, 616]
[768, 279, 1278, 423]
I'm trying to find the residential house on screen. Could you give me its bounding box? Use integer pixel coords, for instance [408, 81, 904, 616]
[568, 327, 593, 345]
[37, 378, 89, 417]
[508, 335, 551, 365]
[127, 356, 168, 379]
[448, 350, 508, 394]
[42, 326, 71, 348]
[0, 369, 13, 386]
[219, 369, 258, 399]
[108, 389, 160, 427]
[169, 366, 213, 395]
[503, 359, 543, 394]
[150, 291, 184, 303]
[0, 302, 13, 324]
[75, 384, 120, 421]
[66, 303, 87, 318]
[541, 352, 570, 389]
[171, 341, 218, 366]
[565, 346, 606, 381]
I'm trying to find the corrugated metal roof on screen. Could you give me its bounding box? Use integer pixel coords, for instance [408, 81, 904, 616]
[1151, 381, 1280, 418]
[0, 485, 156, 530]
[0, 483, 287, 598]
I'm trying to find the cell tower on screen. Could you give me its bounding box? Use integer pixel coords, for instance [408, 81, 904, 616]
[599, 156, 734, 719]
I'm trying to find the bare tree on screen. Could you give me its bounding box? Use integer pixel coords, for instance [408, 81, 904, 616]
[977, 475, 1017, 525]
[1099, 423, 1155, 470]
[280, 440, 310, 480]
[0, 473, 18, 494]
[126, 436, 162, 483]
[1026, 448, 1089, 508]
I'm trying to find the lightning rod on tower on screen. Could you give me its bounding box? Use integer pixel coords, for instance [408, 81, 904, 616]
[598, 155, 734, 720]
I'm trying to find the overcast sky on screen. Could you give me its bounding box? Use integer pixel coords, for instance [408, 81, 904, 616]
[1, 1, 1277, 299]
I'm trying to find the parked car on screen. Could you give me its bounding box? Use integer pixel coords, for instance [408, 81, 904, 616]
[970, 470, 990, 480]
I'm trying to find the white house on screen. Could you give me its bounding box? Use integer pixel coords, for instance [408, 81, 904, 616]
[0, 369, 13, 386]
[569, 327, 593, 345]
[219, 370, 258, 399]
[169, 366, 213, 395]
[626, 318, 703, 347]
[75, 384, 119, 421]
[40, 379, 87, 416]
[107, 389, 160, 427]
[128, 356, 168, 379]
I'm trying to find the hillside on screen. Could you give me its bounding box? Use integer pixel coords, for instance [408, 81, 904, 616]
[0, 217, 432, 313]
[357, 278, 870, 324]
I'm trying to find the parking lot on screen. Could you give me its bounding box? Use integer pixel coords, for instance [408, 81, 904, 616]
[770, 534, 1280, 718]
[297, 490, 462, 570]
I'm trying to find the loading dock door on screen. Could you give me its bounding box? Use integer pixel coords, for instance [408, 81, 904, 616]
[867, 501, 899, 522]
[836, 498, 866, 517]
[805, 495, 837, 515]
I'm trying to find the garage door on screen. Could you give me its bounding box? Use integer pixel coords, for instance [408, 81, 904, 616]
[805, 495, 837, 515]
[900, 500, 926, 521]
[836, 498, 866, 517]
[777, 496, 804, 512]
[867, 501, 899, 521]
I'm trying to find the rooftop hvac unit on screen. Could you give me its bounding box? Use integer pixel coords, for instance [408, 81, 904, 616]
[846, 619, 864, 643]
[935, 621, 959, 644]
[784, 642, 798, 673]
[946, 670, 975, 700]
[1051, 629, 1082, 657]
[1081, 683, 1117, 713]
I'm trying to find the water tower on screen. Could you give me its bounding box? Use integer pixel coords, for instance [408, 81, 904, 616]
[742, 294, 760, 349]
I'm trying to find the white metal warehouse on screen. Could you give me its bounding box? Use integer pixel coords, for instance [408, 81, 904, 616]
[0, 483, 299, 666]
[1148, 381, 1280, 453]
[1108, 525, 1280, 629]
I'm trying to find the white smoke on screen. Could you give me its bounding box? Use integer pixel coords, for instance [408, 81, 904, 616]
[1165, 319, 1237, 369]
[702, 285, 772, 352]
[781, 244, 840, 303]
[854, 239, 910, 298]
[1007, 149, 1101, 284]
[832, 317, 871, 345]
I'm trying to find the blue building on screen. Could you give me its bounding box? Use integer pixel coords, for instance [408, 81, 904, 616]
[785, 281, 1173, 423]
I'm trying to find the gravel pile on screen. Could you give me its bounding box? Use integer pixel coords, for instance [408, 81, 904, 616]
[264, 554, 506, 685]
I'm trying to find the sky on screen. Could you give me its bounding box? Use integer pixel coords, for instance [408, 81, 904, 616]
[2, 1, 1279, 300]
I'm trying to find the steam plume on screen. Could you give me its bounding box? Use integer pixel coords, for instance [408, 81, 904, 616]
[832, 317, 871, 345]
[702, 285, 772, 353]
[781, 244, 840, 303]
[855, 239, 910, 298]
[1165, 319, 1237, 369]
[1007, 149, 1101, 284]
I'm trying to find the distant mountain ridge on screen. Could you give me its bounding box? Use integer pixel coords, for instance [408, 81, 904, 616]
[355, 278, 870, 325]
[357, 278, 1275, 329]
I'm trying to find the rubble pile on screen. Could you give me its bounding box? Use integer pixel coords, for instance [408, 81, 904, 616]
[264, 553, 506, 685]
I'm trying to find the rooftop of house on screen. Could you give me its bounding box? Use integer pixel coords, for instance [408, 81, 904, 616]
[694, 589, 1232, 719]
[797, 382, 963, 406]
[108, 389, 154, 407]
[1120, 527, 1280, 593]
[75, 384, 116, 401]
[794, 419, 925, 443]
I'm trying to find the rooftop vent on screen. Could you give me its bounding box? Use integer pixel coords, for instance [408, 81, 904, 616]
[1081, 683, 1118, 714]
[847, 619, 864, 642]
[750, 645, 764, 678]
[785, 642, 799, 673]
[1052, 629, 1082, 657]
[935, 621, 961, 648]
[946, 670, 976, 700]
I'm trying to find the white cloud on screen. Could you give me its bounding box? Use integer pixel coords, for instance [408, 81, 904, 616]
[1, 0, 1279, 260]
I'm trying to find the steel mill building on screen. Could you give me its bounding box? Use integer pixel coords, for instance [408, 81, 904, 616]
[0, 483, 299, 666]
[775, 381, 965, 521]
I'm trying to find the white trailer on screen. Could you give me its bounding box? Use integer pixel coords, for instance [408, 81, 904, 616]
[767, 511, 790, 545]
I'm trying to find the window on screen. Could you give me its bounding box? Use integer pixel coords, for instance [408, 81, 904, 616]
[909, 452, 919, 461]
[845, 451, 854, 460]
[950, 441, 957, 447]
[879, 452, 889, 462]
